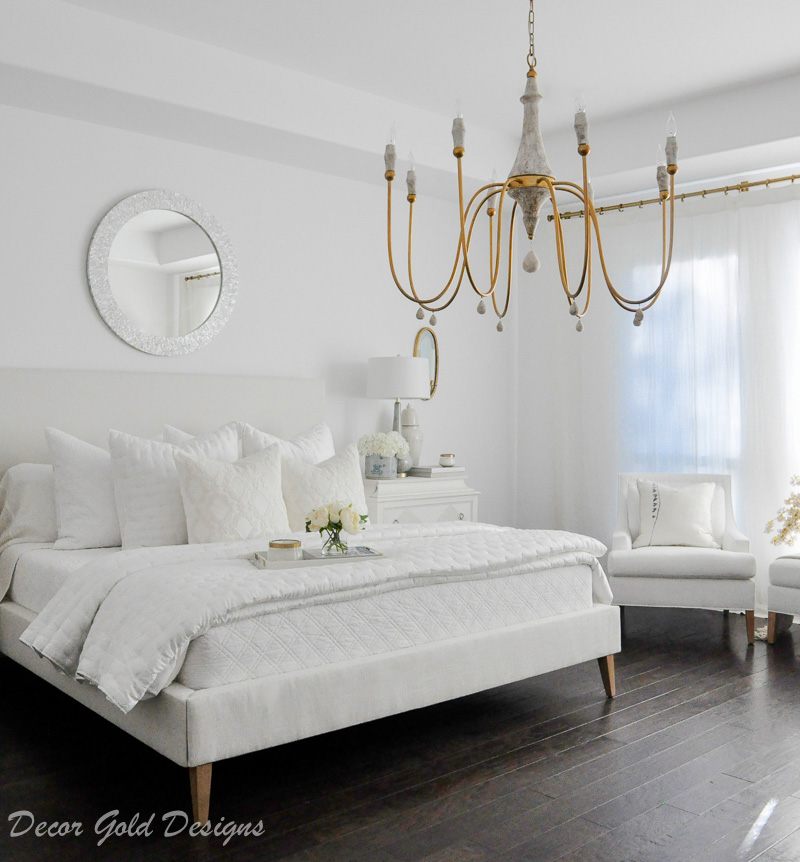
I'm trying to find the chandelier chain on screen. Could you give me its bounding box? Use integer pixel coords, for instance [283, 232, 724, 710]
[527, 0, 536, 71]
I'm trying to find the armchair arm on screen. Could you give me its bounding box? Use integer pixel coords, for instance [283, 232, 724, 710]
[722, 526, 750, 553]
[611, 530, 632, 552]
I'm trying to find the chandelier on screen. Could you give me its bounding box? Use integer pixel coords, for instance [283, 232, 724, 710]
[383, 0, 679, 332]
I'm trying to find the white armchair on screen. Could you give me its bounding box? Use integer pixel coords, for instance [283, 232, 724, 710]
[607, 473, 756, 643]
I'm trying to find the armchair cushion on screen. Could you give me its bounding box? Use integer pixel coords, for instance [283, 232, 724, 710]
[608, 546, 756, 580]
[769, 557, 800, 589]
[633, 480, 720, 549]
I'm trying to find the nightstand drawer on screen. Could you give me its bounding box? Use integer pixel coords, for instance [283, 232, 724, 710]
[363, 475, 480, 525]
[381, 498, 477, 525]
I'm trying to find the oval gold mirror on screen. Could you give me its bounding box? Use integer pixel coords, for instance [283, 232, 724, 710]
[413, 327, 438, 398]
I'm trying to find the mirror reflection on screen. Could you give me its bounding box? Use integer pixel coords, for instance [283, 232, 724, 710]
[413, 327, 439, 398]
[108, 210, 221, 337]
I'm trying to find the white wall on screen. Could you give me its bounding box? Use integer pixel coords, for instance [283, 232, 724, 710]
[0, 104, 518, 524]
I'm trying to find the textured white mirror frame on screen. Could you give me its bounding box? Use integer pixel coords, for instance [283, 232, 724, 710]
[87, 190, 238, 356]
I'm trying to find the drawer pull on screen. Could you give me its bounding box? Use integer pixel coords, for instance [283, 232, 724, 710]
[393, 519, 400, 524]
[458, 512, 465, 520]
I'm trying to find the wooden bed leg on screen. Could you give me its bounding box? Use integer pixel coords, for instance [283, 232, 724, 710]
[745, 610, 755, 645]
[597, 655, 616, 698]
[189, 763, 212, 825]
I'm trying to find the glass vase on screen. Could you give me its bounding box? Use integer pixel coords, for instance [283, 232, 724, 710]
[321, 527, 348, 556]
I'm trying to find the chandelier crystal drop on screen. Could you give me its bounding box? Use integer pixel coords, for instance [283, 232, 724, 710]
[383, 0, 679, 332]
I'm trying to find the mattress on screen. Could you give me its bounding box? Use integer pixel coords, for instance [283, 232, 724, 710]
[176, 562, 594, 688]
[6, 544, 118, 614]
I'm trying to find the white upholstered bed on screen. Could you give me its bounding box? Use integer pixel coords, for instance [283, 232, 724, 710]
[0, 369, 620, 823]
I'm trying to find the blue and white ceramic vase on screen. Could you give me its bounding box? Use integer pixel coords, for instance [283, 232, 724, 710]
[365, 454, 397, 479]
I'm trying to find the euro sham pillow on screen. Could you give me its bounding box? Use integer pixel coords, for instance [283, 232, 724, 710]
[163, 422, 241, 457]
[633, 479, 720, 549]
[239, 421, 335, 465]
[45, 428, 121, 549]
[281, 444, 368, 532]
[109, 425, 240, 549]
[0, 463, 58, 554]
[174, 445, 290, 544]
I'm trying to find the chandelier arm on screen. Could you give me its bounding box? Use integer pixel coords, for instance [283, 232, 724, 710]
[545, 179, 578, 306]
[407, 200, 467, 305]
[458, 165, 510, 298]
[551, 181, 593, 306]
[586, 174, 676, 310]
[491, 200, 518, 319]
[463, 188, 512, 298]
[385, 174, 466, 308]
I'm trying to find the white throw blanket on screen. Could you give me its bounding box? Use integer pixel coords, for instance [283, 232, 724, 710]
[21, 522, 610, 713]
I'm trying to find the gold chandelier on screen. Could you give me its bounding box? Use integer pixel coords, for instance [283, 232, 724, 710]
[383, 0, 679, 332]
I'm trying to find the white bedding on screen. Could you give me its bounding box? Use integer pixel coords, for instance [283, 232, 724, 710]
[177, 563, 595, 688]
[7, 545, 118, 613]
[19, 522, 610, 714]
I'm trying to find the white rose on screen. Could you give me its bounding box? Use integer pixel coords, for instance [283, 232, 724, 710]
[340, 507, 364, 535]
[309, 507, 330, 530]
[327, 501, 347, 521]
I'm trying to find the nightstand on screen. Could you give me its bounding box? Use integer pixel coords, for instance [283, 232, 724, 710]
[363, 475, 480, 525]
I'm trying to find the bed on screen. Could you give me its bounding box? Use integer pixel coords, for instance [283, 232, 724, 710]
[0, 368, 620, 824]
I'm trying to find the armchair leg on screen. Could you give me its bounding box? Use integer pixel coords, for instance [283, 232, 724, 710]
[745, 610, 755, 645]
[768, 612, 794, 644]
[597, 655, 616, 698]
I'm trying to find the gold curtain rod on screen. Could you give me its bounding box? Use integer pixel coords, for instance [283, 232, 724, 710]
[184, 271, 221, 281]
[548, 172, 800, 222]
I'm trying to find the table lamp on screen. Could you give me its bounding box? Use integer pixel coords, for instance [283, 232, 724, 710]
[366, 356, 430, 433]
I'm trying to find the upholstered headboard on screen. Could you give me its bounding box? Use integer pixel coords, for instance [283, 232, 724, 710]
[0, 369, 325, 474]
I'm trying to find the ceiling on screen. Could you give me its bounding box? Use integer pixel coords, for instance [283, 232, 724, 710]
[62, 0, 800, 138]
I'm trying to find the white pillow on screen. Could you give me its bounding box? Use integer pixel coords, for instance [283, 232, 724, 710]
[281, 444, 368, 532]
[174, 446, 289, 544]
[45, 428, 121, 549]
[633, 479, 720, 549]
[109, 425, 240, 549]
[239, 421, 335, 464]
[0, 463, 58, 554]
[162, 423, 239, 461]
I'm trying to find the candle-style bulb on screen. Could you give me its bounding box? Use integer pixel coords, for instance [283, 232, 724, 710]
[575, 94, 587, 114]
[408, 150, 416, 172]
[666, 111, 677, 138]
[454, 97, 463, 119]
[489, 168, 498, 184]
[656, 143, 666, 167]
[387, 124, 396, 145]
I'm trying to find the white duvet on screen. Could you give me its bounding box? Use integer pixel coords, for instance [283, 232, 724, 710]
[20, 522, 610, 713]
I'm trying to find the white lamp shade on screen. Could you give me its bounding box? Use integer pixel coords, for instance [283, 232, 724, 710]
[366, 356, 430, 400]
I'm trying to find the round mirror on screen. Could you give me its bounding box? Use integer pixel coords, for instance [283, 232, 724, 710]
[88, 191, 237, 355]
[413, 327, 439, 398]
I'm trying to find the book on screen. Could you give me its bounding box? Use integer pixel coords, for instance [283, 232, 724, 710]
[408, 465, 465, 478]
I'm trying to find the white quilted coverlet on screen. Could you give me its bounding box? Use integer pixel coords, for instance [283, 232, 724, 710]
[21, 522, 609, 713]
[178, 564, 596, 689]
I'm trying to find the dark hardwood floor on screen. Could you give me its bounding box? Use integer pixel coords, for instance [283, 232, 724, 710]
[3, 607, 800, 861]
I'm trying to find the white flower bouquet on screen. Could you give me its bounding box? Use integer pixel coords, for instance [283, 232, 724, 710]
[306, 501, 368, 555]
[357, 431, 410, 458]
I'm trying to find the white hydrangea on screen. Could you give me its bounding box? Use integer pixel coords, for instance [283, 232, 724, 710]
[357, 431, 410, 458]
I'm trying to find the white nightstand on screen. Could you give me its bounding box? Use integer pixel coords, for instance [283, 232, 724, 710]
[363, 475, 480, 525]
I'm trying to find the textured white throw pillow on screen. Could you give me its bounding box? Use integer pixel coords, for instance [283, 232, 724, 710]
[109, 426, 240, 549]
[0, 463, 58, 553]
[45, 428, 121, 549]
[174, 446, 290, 543]
[281, 444, 368, 532]
[633, 480, 720, 549]
[239, 421, 335, 464]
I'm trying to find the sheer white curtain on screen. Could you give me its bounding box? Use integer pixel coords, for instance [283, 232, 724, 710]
[609, 190, 800, 611]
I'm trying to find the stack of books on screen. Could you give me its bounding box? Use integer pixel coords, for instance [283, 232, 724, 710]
[409, 465, 465, 478]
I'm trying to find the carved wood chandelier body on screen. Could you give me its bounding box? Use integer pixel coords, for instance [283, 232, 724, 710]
[383, 0, 679, 332]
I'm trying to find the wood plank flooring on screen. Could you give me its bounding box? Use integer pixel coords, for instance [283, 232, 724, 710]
[2, 607, 800, 861]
